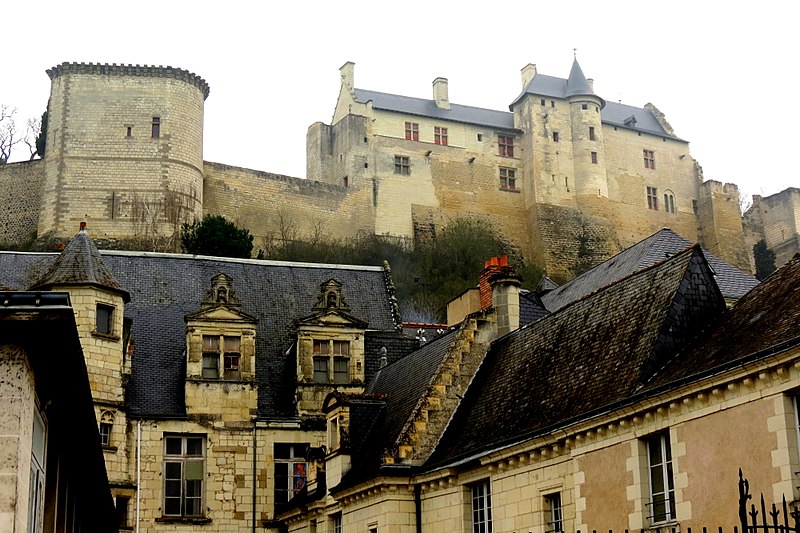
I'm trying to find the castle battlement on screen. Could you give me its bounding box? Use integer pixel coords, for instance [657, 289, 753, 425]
[46, 61, 211, 99]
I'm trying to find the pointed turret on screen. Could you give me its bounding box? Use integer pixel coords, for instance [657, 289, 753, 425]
[31, 222, 130, 302]
[565, 57, 594, 97]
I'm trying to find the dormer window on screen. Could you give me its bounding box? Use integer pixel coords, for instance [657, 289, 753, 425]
[202, 335, 241, 380]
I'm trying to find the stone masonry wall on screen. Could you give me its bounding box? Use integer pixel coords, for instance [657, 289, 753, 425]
[743, 188, 800, 269]
[0, 160, 44, 248]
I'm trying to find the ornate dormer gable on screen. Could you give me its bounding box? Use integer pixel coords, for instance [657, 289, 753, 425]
[201, 273, 240, 308]
[185, 273, 257, 383]
[294, 280, 368, 416]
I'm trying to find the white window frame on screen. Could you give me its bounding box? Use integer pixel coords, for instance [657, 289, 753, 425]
[646, 432, 676, 524]
[27, 407, 47, 533]
[162, 434, 206, 518]
[470, 480, 493, 533]
[544, 492, 563, 533]
[274, 443, 309, 509]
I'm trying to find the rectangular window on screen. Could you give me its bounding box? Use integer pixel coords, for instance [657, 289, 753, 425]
[100, 421, 112, 447]
[27, 408, 46, 533]
[664, 193, 676, 214]
[151, 117, 161, 138]
[644, 149, 656, 169]
[202, 335, 241, 380]
[591, 151, 598, 164]
[581, 103, 588, 110]
[477, 133, 483, 142]
[646, 432, 675, 524]
[333, 358, 349, 384]
[404, 122, 419, 141]
[647, 186, 659, 211]
[498, 135, 515, 158]
[274, 444, 309, 511]
[552, 131, 559, 142]
[544, 493, 563, 533]
[96, 304, 114, 335]
[471, 481, 492, 533]
[540, 98, 546, 106]
[126, 126, 133, 138]
[163, 435, 205, 518]
[434, 127, 448, 146]
[692, 199, 698, 215]
[589, 126, 595, 141]
[499, 168, 517, 190]
[313, 340, 350, 383]
[116, 496, 130, 529]
[313, 357, 329, 383]
[394, 156, 410, 175]
[331, 513, 343, 533]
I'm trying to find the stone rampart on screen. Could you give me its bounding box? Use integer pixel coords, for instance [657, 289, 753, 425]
[0, 160, 44, 248]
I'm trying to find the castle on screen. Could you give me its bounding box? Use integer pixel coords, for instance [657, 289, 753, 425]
[0, 59, 757, 280]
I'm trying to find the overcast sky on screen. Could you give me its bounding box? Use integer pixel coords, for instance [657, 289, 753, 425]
[3, 1, 797, 201]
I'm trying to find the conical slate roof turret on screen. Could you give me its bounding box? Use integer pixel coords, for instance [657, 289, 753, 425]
[565, 57, 593, 97]
[31, 222, 130, 302]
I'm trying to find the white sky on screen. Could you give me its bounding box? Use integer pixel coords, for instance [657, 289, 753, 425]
[3, 1, 797, 200]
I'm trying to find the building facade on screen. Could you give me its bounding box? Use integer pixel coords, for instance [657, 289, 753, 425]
[744, 187, 800, 269]
[0, 59, 758, 281]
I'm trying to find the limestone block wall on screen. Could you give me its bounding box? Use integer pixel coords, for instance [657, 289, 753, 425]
[697, 181, 752, 272]
[743, 188, 800, 268]
[0, 344, 35, 533]
[39, 63, 207, 240]
[0, 160, 44, 248]
[203, 162, 375, 251]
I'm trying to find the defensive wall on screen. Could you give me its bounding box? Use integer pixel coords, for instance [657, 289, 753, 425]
[744, 187, 800, 269]
[0, 160, 44, 249]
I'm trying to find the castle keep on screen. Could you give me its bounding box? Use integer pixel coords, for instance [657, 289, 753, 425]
[0, 60, 752, 279]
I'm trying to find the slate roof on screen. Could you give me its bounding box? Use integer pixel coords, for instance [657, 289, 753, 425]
[430, 247, 726, 466]
[541, 229, 758, 312]
[30, 225, 130, 301]
[354, 89, 516, 131]
[519, 290, 550, 325]
[644, 253, 800, 390]
[0, 249, 401, 419]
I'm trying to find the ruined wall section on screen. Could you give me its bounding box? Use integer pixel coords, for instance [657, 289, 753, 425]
[203, 162, 375, 252]
[307, 114, 372, 189]
[0, 160, 44, 248]
[38, 63, 208, 242]
[743, 188, 800, 268]
[697, 180, 752, 272]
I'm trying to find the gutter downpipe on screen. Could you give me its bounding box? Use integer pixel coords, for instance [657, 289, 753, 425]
[136, 419, 141, 533]
[253, 418, 258, 533]
[414, 483, 422, 533]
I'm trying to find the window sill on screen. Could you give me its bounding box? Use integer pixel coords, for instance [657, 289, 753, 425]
[155, 516, 212, 525]
[92, 331, 120, 341]
[499, 187, 521, 193]
[101, 445, 118, 453]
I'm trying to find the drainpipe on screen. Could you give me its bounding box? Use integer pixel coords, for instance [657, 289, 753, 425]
[414, 484, 422, 533]
[135, 420, 141, 533]
[252, 418, 258, 533]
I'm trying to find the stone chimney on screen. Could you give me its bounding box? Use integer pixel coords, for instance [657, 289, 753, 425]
[479, 255, 522, 336]
[433, 77, 450, 109]
[340, 61, 355, 97]
[521, 63, 537, 88]
[587, 78, 594, 92]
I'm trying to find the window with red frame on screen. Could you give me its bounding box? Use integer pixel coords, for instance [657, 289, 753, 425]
[434, 126, 448, 146]
[644, 149, 656, 169]
[499, 168, 517, 190]
[499, 135, 514, 157]
[405, 122, 419, 141]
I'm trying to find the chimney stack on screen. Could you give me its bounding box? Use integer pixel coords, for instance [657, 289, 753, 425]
[521, 63, 537, 88]
[340, 61, 355, 97]
[433, 77, 450, 109]
[479, 255, 522, 336]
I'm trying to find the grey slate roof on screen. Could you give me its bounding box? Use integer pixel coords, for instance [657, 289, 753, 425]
[430, 247, 726, 466]
[354, 89, 516, 131]
[519, 290, 550, 325]
[30, 226, 130, 301]
[601, 101, 684, 140]
[0, 250, 401, 419]
[541, 228, 758, 312]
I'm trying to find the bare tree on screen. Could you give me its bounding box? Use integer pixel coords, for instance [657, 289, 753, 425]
[0, 105, 22, 164]
[23, 116, 42, 160]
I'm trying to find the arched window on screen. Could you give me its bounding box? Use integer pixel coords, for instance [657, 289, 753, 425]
[99, 411, 114, 447]
[663, 190, 676, 214]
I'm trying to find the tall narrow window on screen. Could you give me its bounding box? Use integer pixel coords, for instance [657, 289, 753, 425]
[332, 340, 350, 384]
[331, 513, 343, 533]
[591, 151, 598, 164]
[99, 411, 114, 447]
[646, 432, 675, 524]
[27, 408, 46, 533]
[223, 336, 241, 380]
[96, 303, 114, 335]
[552, 131, 559, 142]
[544, 492, 563, 533]
[498, 135, 515, 157]
[647, 186, 659, 211]
[643, 149, 656, 169]
[404, 122, 419, 141]
[151, 117, 161, 138]
[434, 126, 448, 146]
[116, 496, 130, 529]
[126, 126, 133, 138]
[664, 192, 676, 214]
[589, 126, 596, 141]
[471, 481, 493, 533]
[163, 435, 205, 518]
[274, 443, 309, 511]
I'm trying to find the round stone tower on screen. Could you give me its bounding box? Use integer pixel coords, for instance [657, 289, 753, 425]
[566, 59, 608, 202]
[38, 62, 210, 244]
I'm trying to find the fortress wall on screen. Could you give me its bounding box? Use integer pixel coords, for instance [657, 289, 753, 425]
[744, 188, 800, 268]
[203, 162, 376, 251]
[697, 181, 752, 272]
[0, 160, 45, 248]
